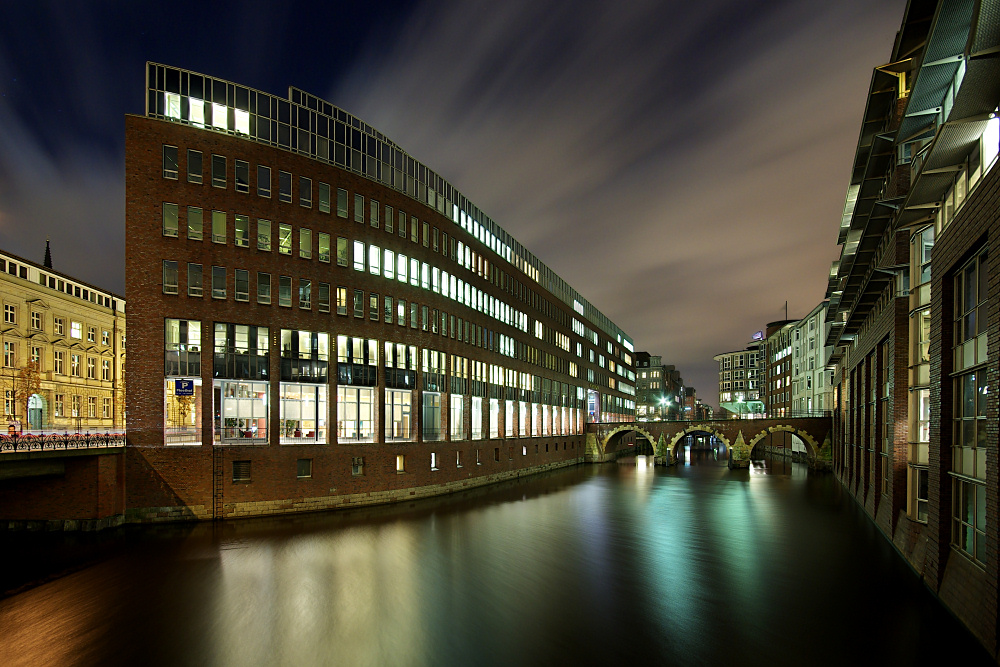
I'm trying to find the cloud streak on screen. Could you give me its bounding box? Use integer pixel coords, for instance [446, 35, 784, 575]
[334, 0, 905, 401]
[0, 0, 906, 405]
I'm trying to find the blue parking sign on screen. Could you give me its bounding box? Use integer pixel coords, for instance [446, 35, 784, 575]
[175, 379, 195, 396]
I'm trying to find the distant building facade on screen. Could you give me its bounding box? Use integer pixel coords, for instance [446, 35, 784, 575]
[713, 339, 765, 416]
[788, 301, 832, 415]
[635, 352, 685, 420]
[0, 247, 125, 433]
[764, 319, 796, 417]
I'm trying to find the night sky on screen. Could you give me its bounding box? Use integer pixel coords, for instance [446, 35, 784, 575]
[0, 0, 905, 405]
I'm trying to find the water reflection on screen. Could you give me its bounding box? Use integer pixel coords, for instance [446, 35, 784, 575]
[0, 456, 994, 667]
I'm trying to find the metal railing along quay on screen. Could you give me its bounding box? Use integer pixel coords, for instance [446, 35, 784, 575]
[0, 431, 126, 453]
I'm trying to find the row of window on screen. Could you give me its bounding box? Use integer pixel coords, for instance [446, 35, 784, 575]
[166, 320, 582, 404]
[2, 306, 115, 347]
[167, 378, 584, 447]
[1, 256, 120, 311]
[950, 248, 989, 566]
[162, 262, 602, 383]
[160, 142, 631, 369]
[2, 391, 114, 420]
[160, 204, 560, 347]
[2, 341, 117, 380]
[152, 70, 631, 348]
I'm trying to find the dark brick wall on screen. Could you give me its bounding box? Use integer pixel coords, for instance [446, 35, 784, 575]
[926, 158, 1000, 655]
[124, 114, 623, 521]
[0, 451, 124, 522]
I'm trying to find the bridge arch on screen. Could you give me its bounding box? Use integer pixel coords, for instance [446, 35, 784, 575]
[666, 425, 731, 459]
[747, 425, 819, 461]
[602, 425, 657, 456]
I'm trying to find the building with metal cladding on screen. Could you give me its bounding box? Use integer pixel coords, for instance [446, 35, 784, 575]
[825, 0, 1000, 654]
[125, 63, 635, 521]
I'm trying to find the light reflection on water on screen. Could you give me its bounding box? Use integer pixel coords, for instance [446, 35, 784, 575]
[0, 452, 994, 667]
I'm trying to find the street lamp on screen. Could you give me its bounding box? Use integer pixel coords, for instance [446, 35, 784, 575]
[659, 396, 669, 420]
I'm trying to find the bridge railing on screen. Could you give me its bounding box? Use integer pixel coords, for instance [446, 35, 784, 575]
[724, 410, 832, 420]
[0, 432, 126, 453]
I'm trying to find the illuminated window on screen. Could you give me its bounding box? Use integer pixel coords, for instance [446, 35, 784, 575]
[397, 254, 408, 283]
[162, 202, 179, 237]
[164, 92, 181, 120]
[234, 109, 249, 135]
[300, 228, 312, 259]
[189, 98, 205, 126]
[337, 287, 348, 316]
[188, 207, 203, 240]
[211, 103, 227, 130]
[337, 237, 349, 267]
[384, 249, 395, 280]
[235, 216, 250, 247]
[319, 233, 331, 263]
[257, 219, 271, 251]
[278, 224, 292, 255]
[353, 241, 365, 271]
[212, 211, 226, 244]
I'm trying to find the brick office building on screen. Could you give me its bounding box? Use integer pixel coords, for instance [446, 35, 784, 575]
[764, 319, 796, 417]
[825, 0, 1000, 653]
[126, 64, 635, 521]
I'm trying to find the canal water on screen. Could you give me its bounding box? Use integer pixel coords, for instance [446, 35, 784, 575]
[0, 450, 993, 667]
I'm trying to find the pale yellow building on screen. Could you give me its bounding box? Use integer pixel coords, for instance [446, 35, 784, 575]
[0, 246, 125, 433]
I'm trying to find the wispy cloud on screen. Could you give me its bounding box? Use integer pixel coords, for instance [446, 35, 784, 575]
[334, 0, 905, 400]
[0, 0, 905, 403]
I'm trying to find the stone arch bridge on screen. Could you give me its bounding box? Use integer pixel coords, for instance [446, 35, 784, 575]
[584, 417, 832, 469]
